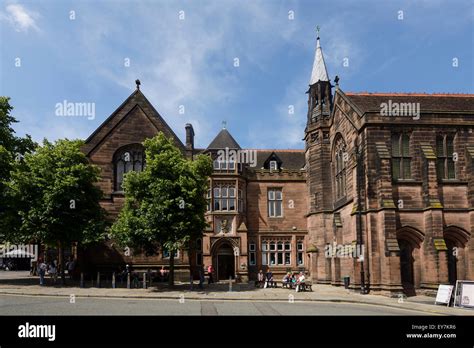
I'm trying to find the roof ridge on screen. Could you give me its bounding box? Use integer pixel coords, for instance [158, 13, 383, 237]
[345, 92, 474, 97]
[248, 149, 305, 152]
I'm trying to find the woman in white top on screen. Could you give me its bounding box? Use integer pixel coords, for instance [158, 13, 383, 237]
[296, 272, 305, 292]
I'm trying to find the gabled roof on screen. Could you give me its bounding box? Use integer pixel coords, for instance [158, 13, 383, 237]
[344, 92, 474, 114]
[82, 88, 185, 156]
[252, 149, 305, 170]
[207, 129, 241, 150]
[262, 151, 283, 168]
[309, 37, 329, 84]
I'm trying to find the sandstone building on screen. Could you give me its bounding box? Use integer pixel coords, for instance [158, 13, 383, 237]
[81, 36, 474, 295]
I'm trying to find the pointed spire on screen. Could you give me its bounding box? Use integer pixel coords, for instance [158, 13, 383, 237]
[309, 29, 329, 85]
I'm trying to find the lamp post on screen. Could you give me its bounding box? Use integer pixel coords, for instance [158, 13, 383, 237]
[233, 247, 239, 281]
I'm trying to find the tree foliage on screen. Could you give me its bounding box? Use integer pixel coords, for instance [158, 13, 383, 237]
[0, 97, 36, 240]
[111, 132, 212, 285]
[7, 139, 107, 245]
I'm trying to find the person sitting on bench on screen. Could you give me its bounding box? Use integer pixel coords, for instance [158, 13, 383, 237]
[295, 272, 305, 292]
[282, 272, 291, 287]
[264, 268, 274, 288]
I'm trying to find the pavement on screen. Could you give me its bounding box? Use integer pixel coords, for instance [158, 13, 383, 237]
[0, 271, 473, 316]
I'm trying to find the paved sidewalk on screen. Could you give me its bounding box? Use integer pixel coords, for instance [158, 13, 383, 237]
[0, 271, 472, 316]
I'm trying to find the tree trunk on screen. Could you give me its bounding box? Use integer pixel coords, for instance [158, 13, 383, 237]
[58, 241, 66, 285]
[169, 252, 175, 287]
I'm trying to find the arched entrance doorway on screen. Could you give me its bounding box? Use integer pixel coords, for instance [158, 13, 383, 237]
[398, 239, 415, 296]
[445, 239, 457, 285]
[397, 227, 424, 297]
[444, 227, 470, 285]
[216, 244, 235, 281]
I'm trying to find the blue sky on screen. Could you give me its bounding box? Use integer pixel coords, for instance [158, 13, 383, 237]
[1, 0, 473, 150]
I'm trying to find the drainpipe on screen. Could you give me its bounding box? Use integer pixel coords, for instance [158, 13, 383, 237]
[355, 141, 367, 294]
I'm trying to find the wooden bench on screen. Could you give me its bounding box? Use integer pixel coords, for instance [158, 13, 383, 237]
[296, 282, 313, 292]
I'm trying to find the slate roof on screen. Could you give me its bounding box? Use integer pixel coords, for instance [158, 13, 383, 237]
[252, 149, 305, 170]
[207, 129, 241, 150]
[82, 89, 185, 155]
[344, 93, 474, 114]
[309, 37, 329, 84]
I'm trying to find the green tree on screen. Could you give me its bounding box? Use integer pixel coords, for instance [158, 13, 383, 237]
[7, 138, 107, 284]
[111, 132, 212, 286]
[0, 97, 35, 239]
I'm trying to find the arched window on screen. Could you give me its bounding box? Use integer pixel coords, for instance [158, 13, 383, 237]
[334, 136, 347, 200]
[113, 144, 145, 191]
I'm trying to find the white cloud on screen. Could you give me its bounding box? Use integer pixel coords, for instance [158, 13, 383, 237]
[72, 1, 304, 148]
[2, 3, 40, 32]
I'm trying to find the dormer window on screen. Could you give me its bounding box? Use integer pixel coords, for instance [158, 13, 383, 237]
[269, 160, 278, 171]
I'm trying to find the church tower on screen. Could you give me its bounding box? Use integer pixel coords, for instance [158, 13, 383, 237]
[304, 33, 335, 283]
[305, 33, 334, 214]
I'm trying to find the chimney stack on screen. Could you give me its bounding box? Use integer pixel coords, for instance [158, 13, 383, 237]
[185, 123, 194, 159]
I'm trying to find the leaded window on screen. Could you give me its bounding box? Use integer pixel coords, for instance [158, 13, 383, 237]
[391, 133, 411, 179]
[114, 145, 145, 191]
[436, 134, 456, 179]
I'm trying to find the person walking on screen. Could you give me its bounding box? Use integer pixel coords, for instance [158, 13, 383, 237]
[49, 260, 58, 285]
[37, 258, 47, 286]
[265, 268, 273, 288]
[257, 270, 264, 288]
[198, 266, 205, 290]
[207, 264, 214, 284]
[66, 257, 76, 280]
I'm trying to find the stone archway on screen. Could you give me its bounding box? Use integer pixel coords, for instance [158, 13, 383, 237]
[215, 243, 235, 281]
[397, 227, 424, 296]
[210, 238, 239, 281]
[444, 226, 470, 284]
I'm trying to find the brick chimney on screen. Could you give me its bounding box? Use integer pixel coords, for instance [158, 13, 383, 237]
[185, 123, 194, 159]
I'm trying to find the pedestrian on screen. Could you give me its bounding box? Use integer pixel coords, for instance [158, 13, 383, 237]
[66, 257, 76, 280]
[207, 264, 214, 284]
[264, 268, 273, 288]
[37, 258, 47, 286]
[257, 270, 264, 288]
[159, 266, 168, 282]
[198, 266, 204, 290]
[48, 260, 58, 285]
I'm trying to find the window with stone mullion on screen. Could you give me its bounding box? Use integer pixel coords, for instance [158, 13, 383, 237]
[436, 135, 455, 179]
[268, 189, 283, 217]
[391, 133, 411, 180]
[261, 240, 291, 266]
[213, 184, 236, 211]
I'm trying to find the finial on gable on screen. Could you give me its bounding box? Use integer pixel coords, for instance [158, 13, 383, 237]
[135, 79, 141, 90]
